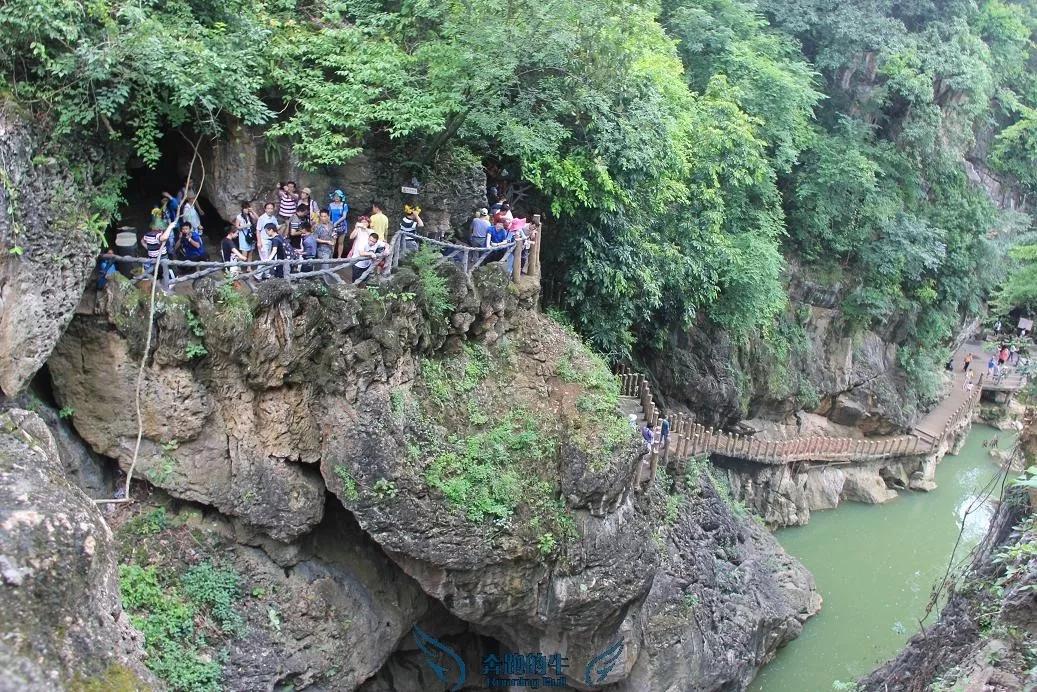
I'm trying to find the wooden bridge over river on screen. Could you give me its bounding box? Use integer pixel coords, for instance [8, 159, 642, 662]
[621, 342, 1025, 472]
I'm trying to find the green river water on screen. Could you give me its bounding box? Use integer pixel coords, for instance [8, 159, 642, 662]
[750, 424, 1009, 692]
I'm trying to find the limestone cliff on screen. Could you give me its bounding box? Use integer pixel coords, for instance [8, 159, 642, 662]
[0, 102, 118, 397]
[0, 408, 152, 691]
[650, 259, 963, 434]
[43, 261, 820, 690]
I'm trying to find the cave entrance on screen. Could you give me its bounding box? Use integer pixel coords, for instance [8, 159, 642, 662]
[113, 136, 229, 251]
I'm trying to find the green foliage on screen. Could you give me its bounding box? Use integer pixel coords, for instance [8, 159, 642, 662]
[537, 532, 558, 557]
[406, 245, 454, 321]
[425, 412, 550, 522]
[334, 465, 359, 502]
[118, 565, 221, 692]
[184, 342, 208, 360]
[372, 478, 399, 500]
[57, 406, 75, 419]
[0, 0, 272, 166]
[124, 507, 168, 537]
[180, 562, 245, 637]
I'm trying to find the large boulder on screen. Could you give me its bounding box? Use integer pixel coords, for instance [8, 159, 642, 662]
[0, 408, 150, 690]
[0, 102, 110, 396]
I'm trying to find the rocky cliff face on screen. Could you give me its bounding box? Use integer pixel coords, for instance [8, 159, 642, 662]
[651, 261, 947, 434]
[42, 262, 820, 690]
[0, 102, 116, 397]
[860, 489, 1037, 691]
[0, 407, 151, 690]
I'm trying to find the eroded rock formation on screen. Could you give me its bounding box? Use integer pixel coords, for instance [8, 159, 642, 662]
[0, 103, 117, 396]
[0, 408, 151, 690]
[44, 264, 820, 690]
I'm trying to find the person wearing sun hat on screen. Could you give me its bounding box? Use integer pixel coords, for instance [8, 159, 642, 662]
[469, 207, 490, 247]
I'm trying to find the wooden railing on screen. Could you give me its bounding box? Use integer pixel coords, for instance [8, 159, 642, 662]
[111, 215, 543, 293]
[619, 369, 983, 467]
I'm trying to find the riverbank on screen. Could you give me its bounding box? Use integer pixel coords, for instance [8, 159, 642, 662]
[749, 424, 1011, 691]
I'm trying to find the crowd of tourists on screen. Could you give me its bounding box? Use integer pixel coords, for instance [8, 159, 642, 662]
[958, 340, 1025, 392]
[111, 178, 538, 286]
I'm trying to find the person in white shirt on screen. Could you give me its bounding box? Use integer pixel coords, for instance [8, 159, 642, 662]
[255, 202, 279, 260]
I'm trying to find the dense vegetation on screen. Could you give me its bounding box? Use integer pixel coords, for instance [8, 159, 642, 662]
[4, 0, 1037, 394]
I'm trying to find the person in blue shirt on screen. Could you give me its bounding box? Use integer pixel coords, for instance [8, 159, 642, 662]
[329, 189, 350, 257]
[174, 222, 208, 263]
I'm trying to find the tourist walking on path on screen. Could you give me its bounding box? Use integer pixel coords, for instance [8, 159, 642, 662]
[963, 353, 973, 373]
[963, 369, 975, 391]
[999, 346, 1010, 366]
[641, 424, 654, 454]
[181, 195, 202, 232]
[299, 187, 320, 223]
[988, 355, 997, 378]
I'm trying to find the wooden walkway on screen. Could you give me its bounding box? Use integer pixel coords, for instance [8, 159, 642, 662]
[620, 341, 1025, 469]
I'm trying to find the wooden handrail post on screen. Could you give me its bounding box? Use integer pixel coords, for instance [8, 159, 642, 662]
[531, 213, 542, 276]
[512, 238, 524, 281]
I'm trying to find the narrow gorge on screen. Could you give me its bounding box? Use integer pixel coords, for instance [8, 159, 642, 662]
[2, 0, 1037, 691]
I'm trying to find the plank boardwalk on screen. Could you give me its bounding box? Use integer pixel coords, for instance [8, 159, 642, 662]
[619, 341, 1024, 471]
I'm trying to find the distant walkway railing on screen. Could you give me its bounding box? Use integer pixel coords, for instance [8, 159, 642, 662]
[107, 218, 543, 294]
[618, 369, 983, 467]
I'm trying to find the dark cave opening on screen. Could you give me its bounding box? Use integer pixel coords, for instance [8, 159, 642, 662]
[113, 137, 230, 252]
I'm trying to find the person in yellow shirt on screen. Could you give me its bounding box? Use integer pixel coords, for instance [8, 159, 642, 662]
[369, 202, 389, 240]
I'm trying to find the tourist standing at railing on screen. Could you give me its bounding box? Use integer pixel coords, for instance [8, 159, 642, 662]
[235, 202, 258, 261]
[353, 232, 387, 283]
[400, 204, 424, 239]
[221, 226, 247, 275]
[329, 190, 350, 258]
[256, 203, 278, 258]
[277, 181, 299, 224]
[314, 210, 335, 269]
[470, 208, 491, 247]
[174, 221, 208, 263]
[266, 225, 287, 279]
[299, 223, 317, 273]
[347, 216, 371, 259]
[141, 223, 172, 275]
[288, 206, 309, 251]
[369, 202, 389, 240]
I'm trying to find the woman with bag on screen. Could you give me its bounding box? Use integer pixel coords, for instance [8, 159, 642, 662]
[235, 201, 258, 261]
